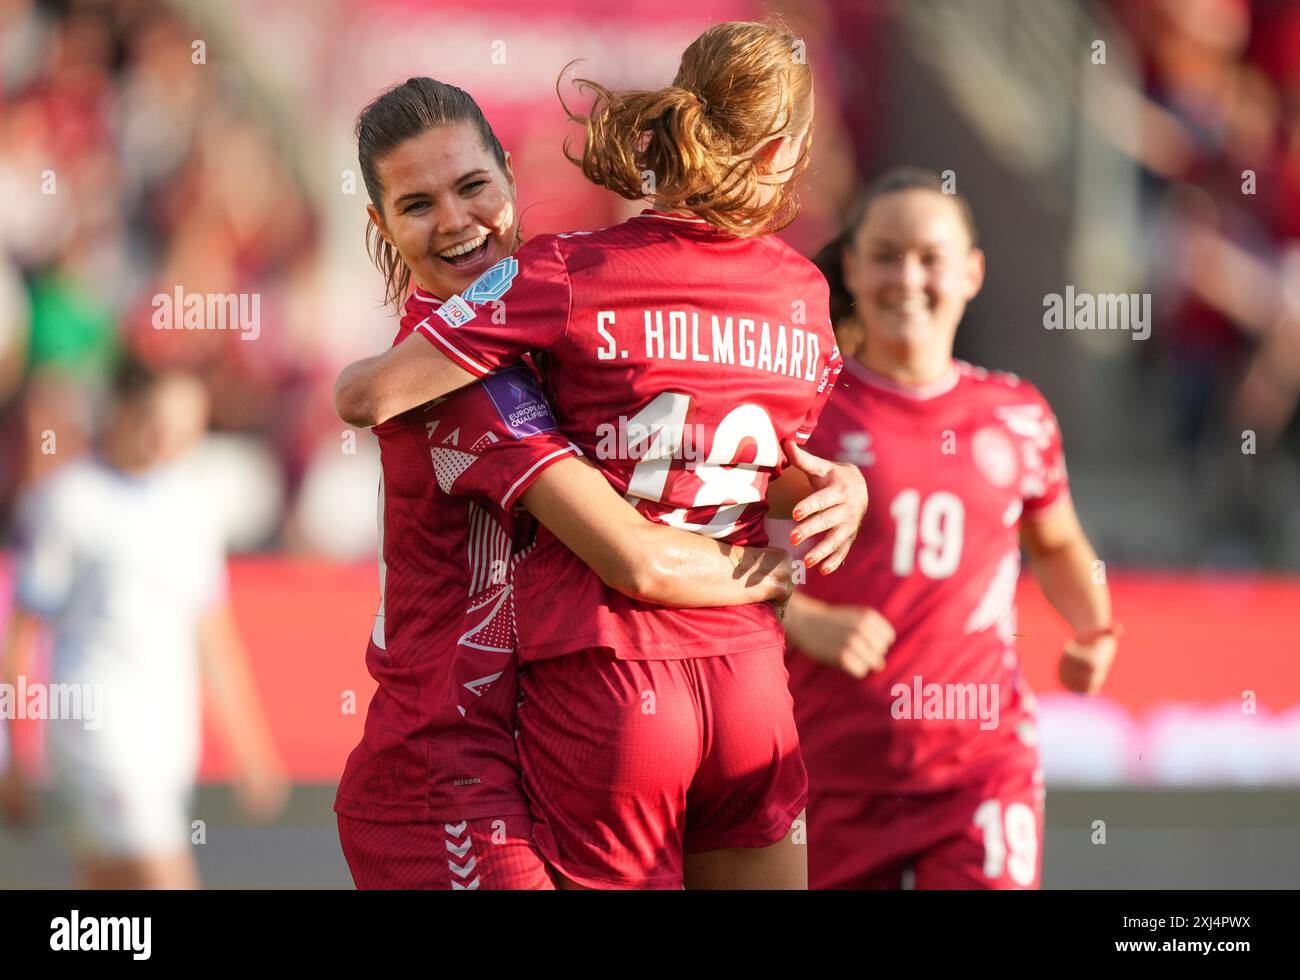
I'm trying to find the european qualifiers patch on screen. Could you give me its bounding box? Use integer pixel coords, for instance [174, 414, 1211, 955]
[481, 365, 558, 439]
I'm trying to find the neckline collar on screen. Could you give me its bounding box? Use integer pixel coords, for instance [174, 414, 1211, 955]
[410, 286, 444, 305]
[633, 208, 712, 226]
[631, 208, 748, 242]
[842, 356, 961, 400]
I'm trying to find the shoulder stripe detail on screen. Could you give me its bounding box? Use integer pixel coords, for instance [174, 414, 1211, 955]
[500, 444, 581, 509]
[413, 318, 492, 376]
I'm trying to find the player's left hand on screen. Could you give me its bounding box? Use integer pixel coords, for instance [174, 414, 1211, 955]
[1059, 632, 1118, 695]
[784, 440, 868, 574]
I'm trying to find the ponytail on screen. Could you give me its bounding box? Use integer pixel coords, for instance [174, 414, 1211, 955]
[560, 19, 813, 237]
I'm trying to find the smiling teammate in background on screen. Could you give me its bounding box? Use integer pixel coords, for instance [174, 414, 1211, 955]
[783, 168, 1118, 889]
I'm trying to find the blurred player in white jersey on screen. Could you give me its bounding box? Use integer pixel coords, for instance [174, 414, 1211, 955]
[1, 359, 285, 888]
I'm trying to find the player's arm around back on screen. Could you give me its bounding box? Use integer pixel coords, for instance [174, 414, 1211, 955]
[334, 333, 479, 427]
[1019, 498, 1118, 695]
[520, 456, 793, 609]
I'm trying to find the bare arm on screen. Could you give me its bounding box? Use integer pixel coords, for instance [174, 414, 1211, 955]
[197, 602, 287, 820]
[520, 456, 793, 608]
[0, 608, 40, 705]
[0, 608, 41, 825]
[1020, 499, 1117, 694]
[1020, 499, 1111, 635]
[334, 333, 478, 427]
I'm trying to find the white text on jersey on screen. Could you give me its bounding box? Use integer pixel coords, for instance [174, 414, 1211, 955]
[593, 310, 821, 382]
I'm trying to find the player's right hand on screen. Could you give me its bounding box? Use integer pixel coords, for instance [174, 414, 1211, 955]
[1059, 632, 1118, 695]
[795, 603, 895, 679]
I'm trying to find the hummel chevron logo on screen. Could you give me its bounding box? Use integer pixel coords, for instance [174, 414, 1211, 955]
[449, 856, 477, 878]
[445, 822, 479, 888]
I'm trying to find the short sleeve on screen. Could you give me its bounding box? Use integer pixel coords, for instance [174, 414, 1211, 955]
[413, 236, 571, 378]
[13, 483, 75, 617]
[793, 340, 844, 446]
[427, 363, 580, 510]
[1019, 390, 1070, 521]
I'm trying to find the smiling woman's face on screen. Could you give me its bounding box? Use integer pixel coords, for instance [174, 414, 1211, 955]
[369, 121, 517, 300]
[844, 188, 984, 356]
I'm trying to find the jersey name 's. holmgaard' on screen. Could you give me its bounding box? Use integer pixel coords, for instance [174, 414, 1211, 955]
[593, 309, 823, 382]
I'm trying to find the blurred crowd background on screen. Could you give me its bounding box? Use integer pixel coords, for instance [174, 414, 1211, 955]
[2, 0, 1299, 888]
[2, 0, 1299, 568]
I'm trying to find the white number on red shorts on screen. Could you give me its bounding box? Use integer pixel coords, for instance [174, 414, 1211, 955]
[972, 798, 1038, 886]
[623, 392, 779, 539]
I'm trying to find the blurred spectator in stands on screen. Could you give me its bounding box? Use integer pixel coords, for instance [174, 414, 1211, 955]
[1096, 0, 1300, 565]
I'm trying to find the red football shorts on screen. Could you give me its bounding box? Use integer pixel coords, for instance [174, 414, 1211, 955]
[808, 761, 1045, 889]
[337, 812, 555, 890]
[516, 645, 807, 889]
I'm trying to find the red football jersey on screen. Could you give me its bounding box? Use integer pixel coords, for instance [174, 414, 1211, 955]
[334, 292, 580, 824]
[786, 358, 1068, 794]
[414, 210, 842, 661]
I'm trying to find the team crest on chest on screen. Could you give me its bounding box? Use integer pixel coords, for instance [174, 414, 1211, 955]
[972, 426, 1017, 487]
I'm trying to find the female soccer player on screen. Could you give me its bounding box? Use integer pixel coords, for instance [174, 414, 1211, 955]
[333, 77, 818, 890]
[1, 361, 286, 889]
[335, 21, 865, 890]
[782, 167, 1119, 889]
